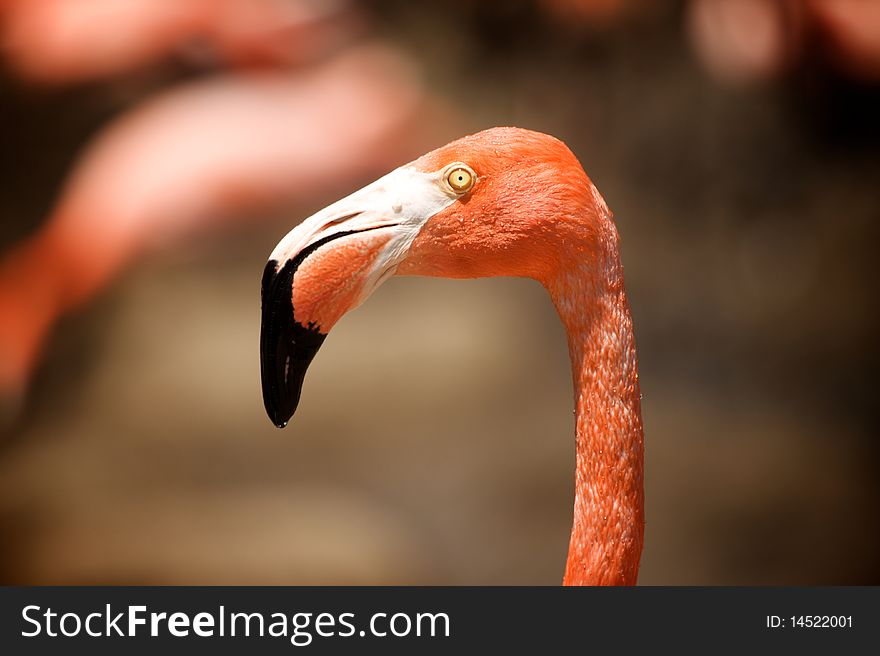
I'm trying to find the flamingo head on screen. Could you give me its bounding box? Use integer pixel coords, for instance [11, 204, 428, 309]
[261, 127, 606, 427]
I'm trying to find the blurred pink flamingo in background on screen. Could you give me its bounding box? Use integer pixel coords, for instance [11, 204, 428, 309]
[1, 0, 363, 81]
[542, 0, 880, 83]
[687, 0, 880, 83]
[0, 0, 440, 399]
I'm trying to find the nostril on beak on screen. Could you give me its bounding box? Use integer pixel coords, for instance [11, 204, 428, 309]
[324, 211, 362, 227]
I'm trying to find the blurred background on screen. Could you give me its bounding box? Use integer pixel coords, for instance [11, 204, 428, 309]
[0, 0, 878, 585]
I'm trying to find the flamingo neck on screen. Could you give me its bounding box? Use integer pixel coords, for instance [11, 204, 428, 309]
[545, 233, 644, 586]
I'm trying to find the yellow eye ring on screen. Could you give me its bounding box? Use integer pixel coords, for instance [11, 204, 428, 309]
[445, 165, 475, 194]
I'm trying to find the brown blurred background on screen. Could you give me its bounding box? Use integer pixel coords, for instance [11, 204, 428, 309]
[1, 0, 878, 584]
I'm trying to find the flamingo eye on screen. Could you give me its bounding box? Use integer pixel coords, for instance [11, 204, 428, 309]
[445, 164, 475, 194]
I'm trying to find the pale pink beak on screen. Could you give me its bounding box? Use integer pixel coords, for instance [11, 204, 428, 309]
[260, 164, 461, 427]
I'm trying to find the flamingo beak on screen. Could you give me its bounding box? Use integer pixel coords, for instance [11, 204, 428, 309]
[260, 165, 458, 428]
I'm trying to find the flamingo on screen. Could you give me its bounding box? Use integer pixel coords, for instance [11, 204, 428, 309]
[1, 0, 361, 83]
[260, 127, 644, 585]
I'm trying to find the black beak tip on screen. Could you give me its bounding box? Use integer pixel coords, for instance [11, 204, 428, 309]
[266, 398, 293, 428]
[265, 402, 293, 429]
[260, 258, 327, 431]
